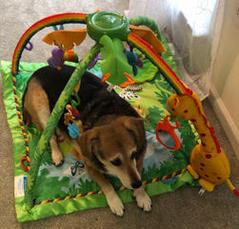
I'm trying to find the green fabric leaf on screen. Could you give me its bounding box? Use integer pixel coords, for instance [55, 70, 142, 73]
[100, 35, 133, 85]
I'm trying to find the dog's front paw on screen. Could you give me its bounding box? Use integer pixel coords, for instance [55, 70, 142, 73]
[52, 150, 64, 167]
[106, 192, 125, 217]
[134, 187, 152, 212]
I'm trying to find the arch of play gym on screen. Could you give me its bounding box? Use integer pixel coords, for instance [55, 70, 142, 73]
[11, 11, 237, 209]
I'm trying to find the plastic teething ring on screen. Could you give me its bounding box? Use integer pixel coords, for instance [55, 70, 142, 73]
[155, 115, 181, 151]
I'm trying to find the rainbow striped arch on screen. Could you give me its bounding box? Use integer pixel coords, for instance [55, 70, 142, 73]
[11, 12, 88, 75]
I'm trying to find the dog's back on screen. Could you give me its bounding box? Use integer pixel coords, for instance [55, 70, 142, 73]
[24, 65, 139, 131]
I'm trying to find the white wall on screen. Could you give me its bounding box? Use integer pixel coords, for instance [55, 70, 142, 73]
[210, 0, 239, 156]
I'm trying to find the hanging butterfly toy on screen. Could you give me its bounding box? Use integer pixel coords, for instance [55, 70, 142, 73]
[63, 102, 85, 176]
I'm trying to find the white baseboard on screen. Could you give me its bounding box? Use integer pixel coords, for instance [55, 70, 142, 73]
[209, 86, 239, 159]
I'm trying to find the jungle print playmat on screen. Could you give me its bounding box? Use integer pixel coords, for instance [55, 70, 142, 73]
[0, 37, 198, 222]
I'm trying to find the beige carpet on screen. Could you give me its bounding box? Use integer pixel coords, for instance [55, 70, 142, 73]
[1, 0, 239, 228]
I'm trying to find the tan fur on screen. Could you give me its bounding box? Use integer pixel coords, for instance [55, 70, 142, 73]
[24, 79, 63, 166]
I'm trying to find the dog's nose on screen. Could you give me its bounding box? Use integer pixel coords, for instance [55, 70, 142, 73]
[131, 180, 142, 189]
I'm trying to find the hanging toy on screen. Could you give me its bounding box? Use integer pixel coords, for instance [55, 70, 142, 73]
[42, 28, 87, 51]
[88, 53, 101, 69]
[64, 104, 83, 139]
[24, 41, 33, 51]
[101, 72, 111, 82]
[64, 112, 75, 126]
[47, 47, 64, 70]
[52, 24, 64, 31]
[126, 50, 138, 75]
[120, 72, 136, 88]
[126, 45, 143, 75]
[155, 115, 181, 151]
[67, 122, 81, 139]
[64, 49, 79, 63]
[70, 93, 81, 108]
[66, 104, 80, 120]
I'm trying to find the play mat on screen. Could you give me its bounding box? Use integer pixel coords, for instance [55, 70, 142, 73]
[0, 11, 237, 222]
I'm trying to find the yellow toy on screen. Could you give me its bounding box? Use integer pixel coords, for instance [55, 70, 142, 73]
[167, 92, 239, 196]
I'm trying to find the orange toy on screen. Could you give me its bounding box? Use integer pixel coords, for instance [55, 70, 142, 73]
[120, 72, 136, 88]
[155, 115, 181, 151]
[64, 49, 79, 62]
[42, 28, 87, 51]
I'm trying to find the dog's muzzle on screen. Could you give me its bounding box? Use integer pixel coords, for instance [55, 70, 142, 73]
[131, 180, 142, 189]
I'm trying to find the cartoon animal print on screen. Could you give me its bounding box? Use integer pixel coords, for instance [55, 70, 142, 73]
[167, 92, 239, 195]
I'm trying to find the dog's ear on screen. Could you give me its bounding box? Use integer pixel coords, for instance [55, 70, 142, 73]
[78, 129, 99, 158]
[123, 117, 147, 172]
[123, 117, 146, 155]
[78, 129, 105, 170]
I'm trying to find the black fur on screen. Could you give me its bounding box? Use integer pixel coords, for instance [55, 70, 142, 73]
[25, 65, 139, 132]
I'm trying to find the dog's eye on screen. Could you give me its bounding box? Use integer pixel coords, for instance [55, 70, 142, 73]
[131, 151, 137, 160]
[111, 158, 122, 166]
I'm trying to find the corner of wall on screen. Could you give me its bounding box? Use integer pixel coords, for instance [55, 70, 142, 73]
[209, 86, 239, 159]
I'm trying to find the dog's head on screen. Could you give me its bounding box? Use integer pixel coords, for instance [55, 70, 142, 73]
[78, 116, 146, 189]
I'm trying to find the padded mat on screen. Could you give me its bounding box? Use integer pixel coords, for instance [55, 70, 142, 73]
[0, 38, 198, 222]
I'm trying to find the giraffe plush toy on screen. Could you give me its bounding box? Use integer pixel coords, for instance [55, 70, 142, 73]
[167, 92, 239, 196]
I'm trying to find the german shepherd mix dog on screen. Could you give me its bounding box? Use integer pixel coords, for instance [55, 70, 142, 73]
[23, 65, 152, 216]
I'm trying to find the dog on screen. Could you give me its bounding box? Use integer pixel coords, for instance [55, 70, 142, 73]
[23, 64, 152, 216]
